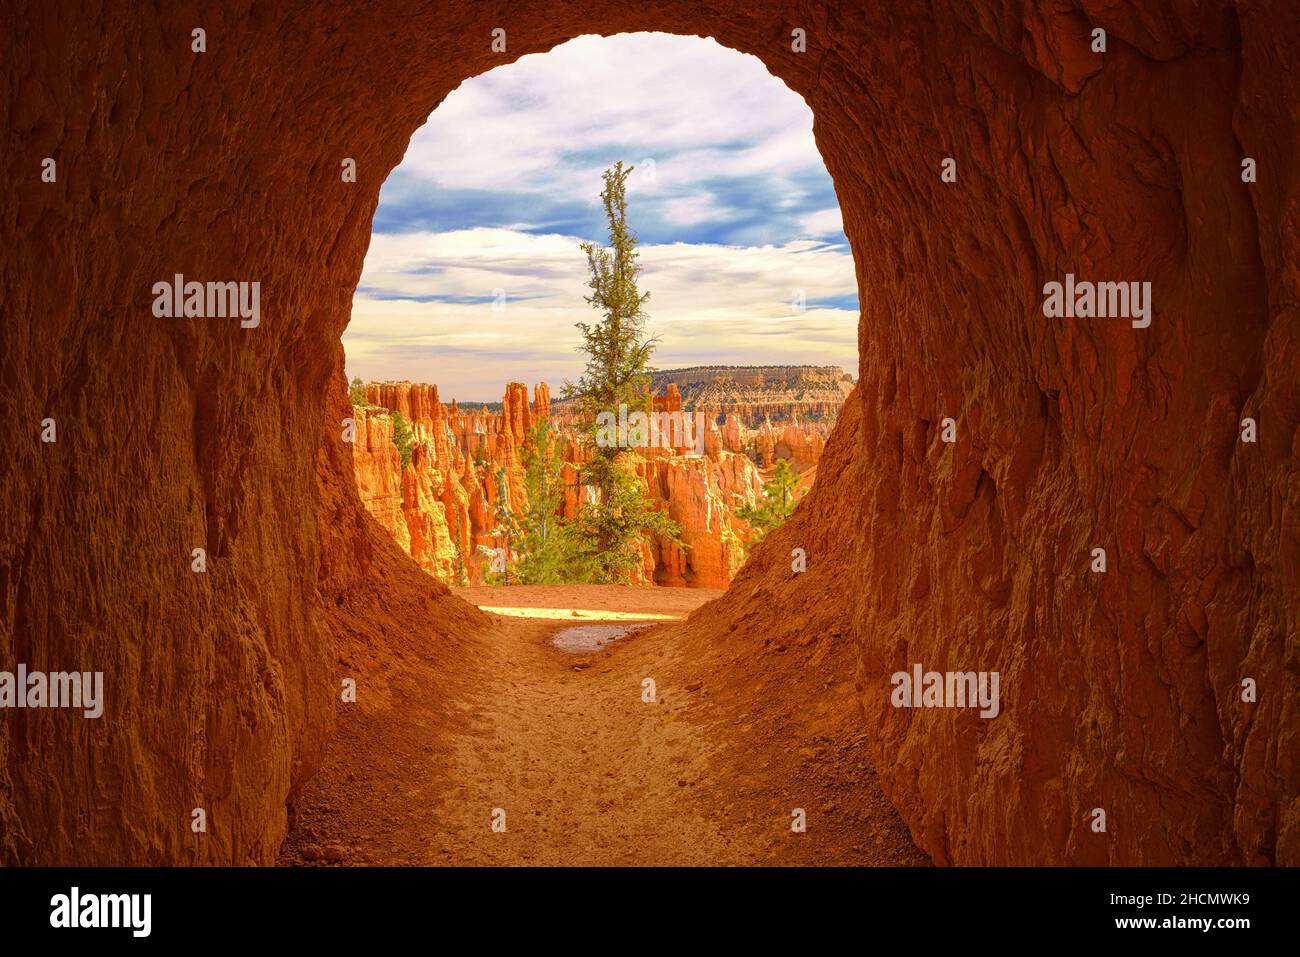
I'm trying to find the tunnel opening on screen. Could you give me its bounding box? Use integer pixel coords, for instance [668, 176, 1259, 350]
[338, 32, 859, 598]
[278, 32, 917, 865]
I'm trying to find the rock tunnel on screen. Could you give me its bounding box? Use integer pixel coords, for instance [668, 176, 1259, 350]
[2, 0, 1297, 865]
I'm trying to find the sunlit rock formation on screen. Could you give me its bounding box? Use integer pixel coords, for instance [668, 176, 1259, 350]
[351, 379, 827, 589]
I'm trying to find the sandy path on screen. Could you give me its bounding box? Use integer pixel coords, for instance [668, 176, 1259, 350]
[280, 585, 926, 866]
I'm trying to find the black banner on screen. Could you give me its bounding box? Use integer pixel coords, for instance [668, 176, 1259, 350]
[0, 866, 1281, 943]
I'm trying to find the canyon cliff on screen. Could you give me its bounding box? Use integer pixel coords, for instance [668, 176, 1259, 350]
[2, 0, 1296, 868]
[645, 365, 853, 423]
[349, 378, 814, 589]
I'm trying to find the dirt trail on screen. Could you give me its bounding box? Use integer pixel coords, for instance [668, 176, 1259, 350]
[280, 585, 926, 866]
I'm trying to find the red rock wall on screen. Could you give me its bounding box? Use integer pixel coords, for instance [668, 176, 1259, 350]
[350, 406, 411, 552]
[2, 0, 1296, 865]
[683, 1, 1299, 864]
[357, 378, 782, 589]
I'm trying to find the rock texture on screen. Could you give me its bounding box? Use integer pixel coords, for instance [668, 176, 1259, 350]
[1, 0, 1296, 866]
[353, 379, 795, 589]
[349, 406, 410, 552]
[645, 365, 854, 423]
[642, 452, 762, 587]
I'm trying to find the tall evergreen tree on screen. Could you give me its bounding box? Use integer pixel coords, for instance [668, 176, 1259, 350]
[487, 465, 522, 585]
[390, 409, 415, 475]
[349, 376, 367, 405]
[735, 458, 804, 554]
[514, 419, 591, 584]
[563, 162, 680, 582]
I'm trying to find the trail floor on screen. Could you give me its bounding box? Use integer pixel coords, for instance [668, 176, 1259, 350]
[279, 585, 927, 866]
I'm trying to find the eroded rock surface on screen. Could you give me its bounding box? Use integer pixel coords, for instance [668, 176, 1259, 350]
[1, 0, 1296, 865]
[353, 379, 804, 588]
[644, 365, 852, 424]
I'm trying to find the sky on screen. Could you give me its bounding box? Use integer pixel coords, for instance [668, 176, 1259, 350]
[343, 32, 859, 402]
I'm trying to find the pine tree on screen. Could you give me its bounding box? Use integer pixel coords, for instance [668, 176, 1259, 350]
[487, 465, 523, 585]
[390, 409, 415, 475]
[514, 419, 591, 584]
[735, 458, 803, 554]
[451, 512, 469, 587]
[563, 162, 680, 582]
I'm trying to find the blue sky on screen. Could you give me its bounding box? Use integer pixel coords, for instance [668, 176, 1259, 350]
[344, 32, 859, 401]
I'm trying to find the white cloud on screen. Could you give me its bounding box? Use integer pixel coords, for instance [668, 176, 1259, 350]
[346, 32, 859, 400]
[800, 207, 843, 237]
[345, 228, 858, 400]
[393, 32, 823, 207]
[356, 228, 854, 318]
[660, 194, 723, 226]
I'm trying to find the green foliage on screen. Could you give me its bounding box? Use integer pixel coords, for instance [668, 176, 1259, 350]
[561, 162, 682, 582]
[736, 458, 803, 553]
[575, 456, 678, 583]
[513, 420, 595, 584]
[450, 513, 469, 587]
[484, 421, 595, 585]
[487, 465, 523, 585]
[390, 409, 415, 475]
[349, 376, 367, 405]
[566, 161, 658, 420]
